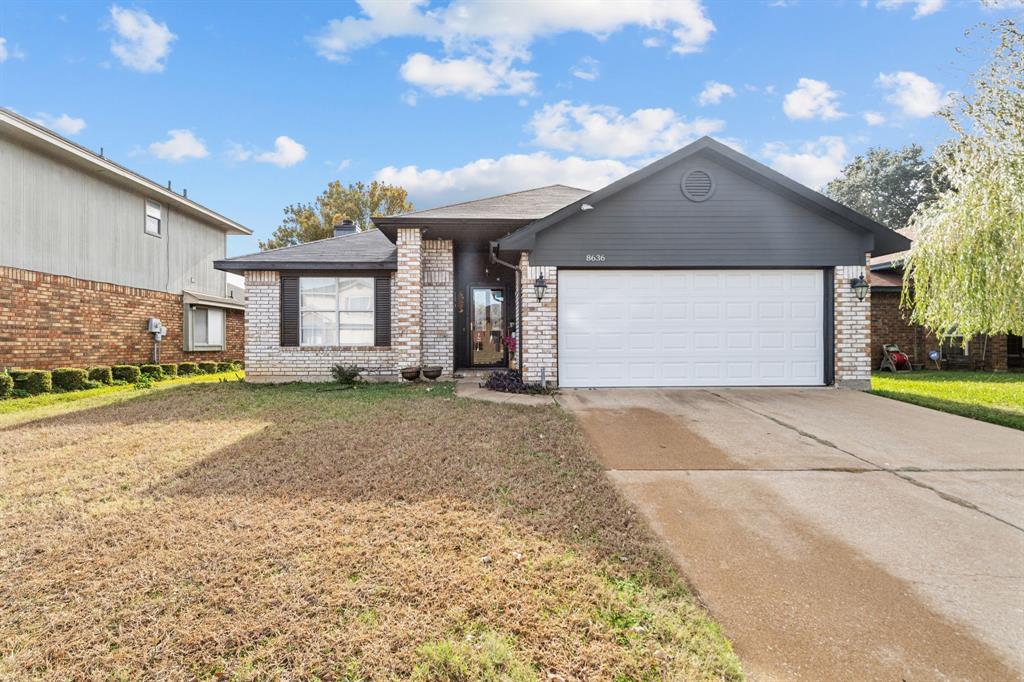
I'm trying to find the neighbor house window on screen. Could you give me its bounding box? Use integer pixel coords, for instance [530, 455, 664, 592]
[145, 200, 162, 236]
[191, 306, 224, 349]
[300, 277, 374, 346]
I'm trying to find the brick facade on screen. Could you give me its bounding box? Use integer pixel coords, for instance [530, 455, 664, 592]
[872, 290, 1009, 371]
[421, 239, 454, 373]
[243, 270, 398, 382]
[0, 265, 243, 370]
[242, 230, 458, 383]
[834, 264, 872, 389]
[518, 253, 558, 384]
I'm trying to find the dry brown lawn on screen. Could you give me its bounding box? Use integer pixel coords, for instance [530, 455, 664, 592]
[0, 381, 742, 680]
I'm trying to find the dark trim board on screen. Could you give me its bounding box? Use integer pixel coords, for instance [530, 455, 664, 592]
[824, 266, 835, 386]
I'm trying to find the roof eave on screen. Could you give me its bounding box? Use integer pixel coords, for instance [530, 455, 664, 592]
[213, 259, 397, 274]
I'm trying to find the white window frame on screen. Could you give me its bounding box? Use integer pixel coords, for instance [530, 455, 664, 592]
[299, 277, 375, 347]
[145, 200, 162, 237]
[188, 305, 225, 351]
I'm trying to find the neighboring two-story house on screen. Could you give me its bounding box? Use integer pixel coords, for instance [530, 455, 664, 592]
[0, 108, 251, 370]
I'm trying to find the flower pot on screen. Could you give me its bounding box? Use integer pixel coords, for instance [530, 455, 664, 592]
[400, 366, 421, 381]
[422, 366, 443, 380]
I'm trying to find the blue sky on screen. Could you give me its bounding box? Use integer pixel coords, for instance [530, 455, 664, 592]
[2, 0, 1020, 256]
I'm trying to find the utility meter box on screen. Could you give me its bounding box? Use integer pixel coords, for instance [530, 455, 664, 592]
[147, 318, 162, 333]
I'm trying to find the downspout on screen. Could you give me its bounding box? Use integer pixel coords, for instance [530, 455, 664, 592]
[489, 241, 522, 374]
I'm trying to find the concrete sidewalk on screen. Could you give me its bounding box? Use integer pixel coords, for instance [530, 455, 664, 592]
[560, 387, 1024, 681]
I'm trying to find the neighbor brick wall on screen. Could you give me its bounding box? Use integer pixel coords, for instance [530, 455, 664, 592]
[0, 265, 243, 370]
[834, 264, 871, 389]
[421, 239, 454, 374]
[872, 289, 1008, 371]
[243, 269, 398, 382]
[518, 253, 558, 384]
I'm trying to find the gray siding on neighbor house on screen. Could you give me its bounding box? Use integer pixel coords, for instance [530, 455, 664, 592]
[0, 135, 226, 296]
[528, 155, 871, 268]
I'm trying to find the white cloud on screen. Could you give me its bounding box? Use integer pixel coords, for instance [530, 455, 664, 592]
[336, 159, 351, 171]
[863, 111, 886, 126]
[761, 136, 848, 189]
[876, 0, 945, 18]
[32, 113, 87, 136]
[375, 151, 633, 207]
[698, 81, 735, 106]
[783, 78, 845, 120]
[877, 71, 949, 118]
[642, 36, 663, 48]
[528, 101, 724, 158]
[109, 5, 176, 73]
[148, 129, 208, 161]
[0, 37, 26, 63]
[570, 56, 600, 81]
[231, 136, 308, 168]
[312, 1, 714, 98]
[400, 52, 536, 97]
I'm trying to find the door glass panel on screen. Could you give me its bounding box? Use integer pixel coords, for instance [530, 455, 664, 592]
[471, 288, 505, 366]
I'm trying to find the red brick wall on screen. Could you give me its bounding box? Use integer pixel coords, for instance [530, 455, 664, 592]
[871, 289, 1006, 371]
[0, 266, 244, 370]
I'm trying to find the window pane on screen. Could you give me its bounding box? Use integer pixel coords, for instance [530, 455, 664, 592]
[145, 215, 161, 235]
[338, 278, 374, 311]
[207, 308, 224, 346]
[301, 311, 338, 346]
[339, 310, 374, 345]
[300, 278, 336, 310]
[194, 308, 208, 344]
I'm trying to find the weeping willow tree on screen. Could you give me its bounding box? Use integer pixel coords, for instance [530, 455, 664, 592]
[903, 20, 1024, 340]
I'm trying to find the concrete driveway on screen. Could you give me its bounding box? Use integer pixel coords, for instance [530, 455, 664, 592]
[558, 387, 1024, 681]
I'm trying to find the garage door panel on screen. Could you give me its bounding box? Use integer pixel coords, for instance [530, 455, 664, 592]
[558, 269, 824, 387]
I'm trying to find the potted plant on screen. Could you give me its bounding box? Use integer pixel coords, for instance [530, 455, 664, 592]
[400, 366, 421, 381]
[422, 366, 443, 380]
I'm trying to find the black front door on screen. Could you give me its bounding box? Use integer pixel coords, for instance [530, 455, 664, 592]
[469, 287, 506, 367]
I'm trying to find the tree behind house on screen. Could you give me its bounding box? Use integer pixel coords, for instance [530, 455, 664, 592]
[259, 181, 413, 250]
[825, 145, 948, 230]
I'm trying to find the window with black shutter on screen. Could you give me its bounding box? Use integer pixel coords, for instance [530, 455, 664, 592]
[279, 272, 391, 348]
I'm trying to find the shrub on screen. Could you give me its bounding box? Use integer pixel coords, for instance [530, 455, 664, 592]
[233, 360, 245, 370]
[198, 361, 218, 374]
[51, 367, 91, 391]
[160, 363, 178, 378]
[0, 373, 12, 399]
[178, 362, 199, 375]
[331, 364, 362, 386]
[88, 366, 113, 385]
[11, 369, 52, 395]
[482, 369, 552, 395]
[140, 364, 165, 380]
[111, 365, 141, 383]
[216, 361, 233, 373]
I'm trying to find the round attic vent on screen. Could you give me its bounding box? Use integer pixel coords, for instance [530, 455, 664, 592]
[681, 169, 715, 202]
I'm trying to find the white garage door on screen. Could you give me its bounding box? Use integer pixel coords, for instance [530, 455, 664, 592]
[558, 270, 824, 388]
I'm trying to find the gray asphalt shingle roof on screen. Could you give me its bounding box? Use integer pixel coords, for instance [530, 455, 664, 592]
[385, 184, 591, 221]
[213, 229, 397, 272]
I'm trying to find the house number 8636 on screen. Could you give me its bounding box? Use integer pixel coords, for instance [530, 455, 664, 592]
[585, 254, 606, 262]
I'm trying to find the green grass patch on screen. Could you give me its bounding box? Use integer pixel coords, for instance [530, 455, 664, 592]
[0, 370, 246, 415]
[871, 371, 1024, 431]
[412, 629, 537, 682]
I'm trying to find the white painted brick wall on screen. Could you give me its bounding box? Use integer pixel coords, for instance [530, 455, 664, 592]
[422, 239, 454, 374]
[518, 253, 558, 384]
[834, 263, 871, 389]
[243, 269, 399, 382]
[393, 228, 423, 369]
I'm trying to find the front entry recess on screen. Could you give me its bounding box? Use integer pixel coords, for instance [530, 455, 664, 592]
[470, 287, 506, 367]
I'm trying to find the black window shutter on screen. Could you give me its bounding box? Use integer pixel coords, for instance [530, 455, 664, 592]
[280, 274, 300, 346]
[374, 275, 391, 347]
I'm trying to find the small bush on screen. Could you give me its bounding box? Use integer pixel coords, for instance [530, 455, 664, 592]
[11, 370, 52, 395]
[178, 362, 199, 375]
[133, 374, 155, 390]
[331, 363, 362, 386]
[88, 366, 113, 385]
[232, 360, 245, 370]
[111, 365, 141, 383]
[198, 361, 218, 374]
[51, 367, 91, 391]
[0, 373, 12, 399]
[216, 361, 233, 373]
[160, 363, 178, 378]
[482, 370, 552, 395]
[140, 364, 165, 380]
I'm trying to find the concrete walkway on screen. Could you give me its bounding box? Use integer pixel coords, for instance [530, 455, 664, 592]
[559, 387, 1024, 681]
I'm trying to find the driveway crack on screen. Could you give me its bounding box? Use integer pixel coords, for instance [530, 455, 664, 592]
[704, 390, 1024, 534]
